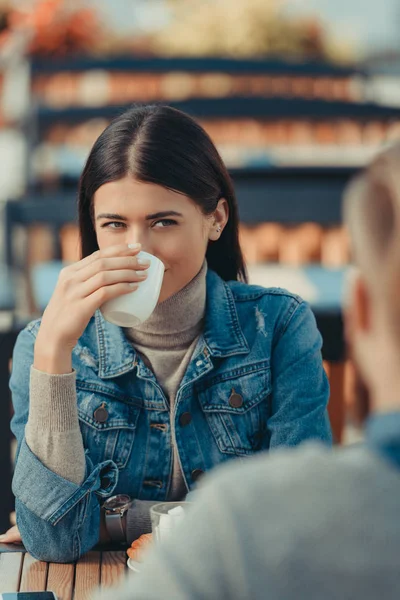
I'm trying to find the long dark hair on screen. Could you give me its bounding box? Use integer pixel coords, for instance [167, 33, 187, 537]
[78, 104, 247, 282]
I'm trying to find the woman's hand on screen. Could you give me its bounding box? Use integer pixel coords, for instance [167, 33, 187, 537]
[34, 243, 149, 373]
[0, 525, 22, 544]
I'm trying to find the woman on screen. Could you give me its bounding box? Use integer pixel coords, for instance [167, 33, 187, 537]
[4, 105, 331, 562]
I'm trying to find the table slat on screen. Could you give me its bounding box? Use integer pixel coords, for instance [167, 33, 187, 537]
[47, 562, 75, 600]
[100, 551, 126, 588]
[0, 553, 24, 592]
[19, 553, 48, 591]
[74, 551, 101, 600]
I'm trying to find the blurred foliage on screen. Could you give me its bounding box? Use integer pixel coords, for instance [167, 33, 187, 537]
[152, 0, 345, 61]
[0, 0, 355, 61]
[0, 0, 102, 56]
[0, 1, 11, 48]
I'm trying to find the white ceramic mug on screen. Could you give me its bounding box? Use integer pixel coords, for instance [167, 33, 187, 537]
[100, 250, 165, 327]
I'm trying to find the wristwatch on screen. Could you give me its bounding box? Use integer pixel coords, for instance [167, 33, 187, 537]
[103, 494, 133, 543]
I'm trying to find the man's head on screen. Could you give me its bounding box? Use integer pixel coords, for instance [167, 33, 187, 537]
[344, 142, 400, 417]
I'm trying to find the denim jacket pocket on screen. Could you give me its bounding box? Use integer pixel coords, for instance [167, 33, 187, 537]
[77, 387, 140, 469]
[197, 361, 271, 456]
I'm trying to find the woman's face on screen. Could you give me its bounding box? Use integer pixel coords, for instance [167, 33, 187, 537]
[94, 175, 224, 302]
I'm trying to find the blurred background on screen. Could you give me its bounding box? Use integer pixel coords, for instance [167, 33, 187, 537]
[1, 0, 400, 530]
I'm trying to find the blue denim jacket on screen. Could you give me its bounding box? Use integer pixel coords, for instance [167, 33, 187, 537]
[10, 270, 331, 562]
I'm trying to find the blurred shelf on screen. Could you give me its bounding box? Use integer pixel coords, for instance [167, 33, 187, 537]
[33, 164, 357, 187]
[19, 166, 356, 225]
[232, 165, 355, 224]
[233, 165, 356, 178]
[5, 193, 77, 223]
[31, 56, 363, 76]
[25, 56, 371, 231]
[30, 144, 377, 184]
[35, 96, 400, 129]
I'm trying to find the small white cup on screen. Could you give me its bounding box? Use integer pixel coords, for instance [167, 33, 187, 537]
[100, 250, 165, 328]
[150, 502, 190, 543]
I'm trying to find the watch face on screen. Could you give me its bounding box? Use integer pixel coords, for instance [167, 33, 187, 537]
[105, 494, 131, 510]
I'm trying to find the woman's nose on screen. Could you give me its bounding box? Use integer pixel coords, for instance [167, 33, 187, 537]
[125, 225, 151, 253]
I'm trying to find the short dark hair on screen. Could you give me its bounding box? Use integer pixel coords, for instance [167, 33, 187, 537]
[78, 104, 247, 282]
[343, 141, 400, 344]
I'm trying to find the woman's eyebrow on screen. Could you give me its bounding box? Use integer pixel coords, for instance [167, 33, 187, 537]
[96, 213, 127, 221]
[96, 210, 184, 221]
[145, 211, 183, 220]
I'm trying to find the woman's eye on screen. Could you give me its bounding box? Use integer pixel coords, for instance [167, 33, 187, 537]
[100, 220, 177, 230]
[101, 221, 126, 229]
[152, 219, 177, 228]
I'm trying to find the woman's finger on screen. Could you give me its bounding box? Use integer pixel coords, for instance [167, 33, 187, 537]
[0, 525, 22, 543]
[85, 281, 139, 314]
[79, 269, 147, 299]
[75, 255, 150, 285]
[73, 243, 142, 272]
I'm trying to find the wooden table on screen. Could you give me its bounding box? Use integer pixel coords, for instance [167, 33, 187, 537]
[0, 550, 129, 600]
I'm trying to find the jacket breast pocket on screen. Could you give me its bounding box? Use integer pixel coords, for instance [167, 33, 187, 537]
[197, 362, 271, 456]
[77, 388, 140, 469]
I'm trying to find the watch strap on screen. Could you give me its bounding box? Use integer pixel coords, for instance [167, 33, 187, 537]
[105, 511, 125, 543]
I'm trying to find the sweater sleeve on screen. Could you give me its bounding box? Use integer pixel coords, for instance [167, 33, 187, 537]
[26, 368, 166, 543]
[24, 366, 86, 485]
[125, 500, 161, 543]
[11, 326, 119, 563]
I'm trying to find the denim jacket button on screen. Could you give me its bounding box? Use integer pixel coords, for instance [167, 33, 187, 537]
[179, 412, 192, 427]
[94, 404, 109, 423]
[229, 391, 244, 408]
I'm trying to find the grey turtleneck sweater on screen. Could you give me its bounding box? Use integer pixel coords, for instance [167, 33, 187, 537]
[24, 262, 207, 543]
[125, 261, 207, 501]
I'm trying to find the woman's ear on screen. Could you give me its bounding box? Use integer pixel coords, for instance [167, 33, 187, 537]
[208, 198, 229, 241]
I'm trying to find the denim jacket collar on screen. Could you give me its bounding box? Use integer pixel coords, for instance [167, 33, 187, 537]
[202, 270, 249, 358]
[95, 310, 137, 379]
[94, 269, 249, 379]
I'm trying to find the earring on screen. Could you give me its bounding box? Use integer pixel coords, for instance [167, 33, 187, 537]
[216, 226, 222, 233]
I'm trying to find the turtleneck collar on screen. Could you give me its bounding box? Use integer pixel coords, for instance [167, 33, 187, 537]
[125, 262, 207, 349]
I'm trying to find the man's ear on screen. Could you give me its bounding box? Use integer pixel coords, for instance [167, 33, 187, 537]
[345, 271, 371, 348]
[354, 275, 371, 332]
[344, 270, 372, 425]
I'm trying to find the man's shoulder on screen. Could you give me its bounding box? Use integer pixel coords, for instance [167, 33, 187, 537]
[195, 442, 397, 578]
[202, 442, 332, 491]
[199, 442, 384, 516]
[124, 442, 400, 599]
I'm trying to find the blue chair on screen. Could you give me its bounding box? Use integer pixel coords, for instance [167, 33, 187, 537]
[31, 260, 65, 313]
